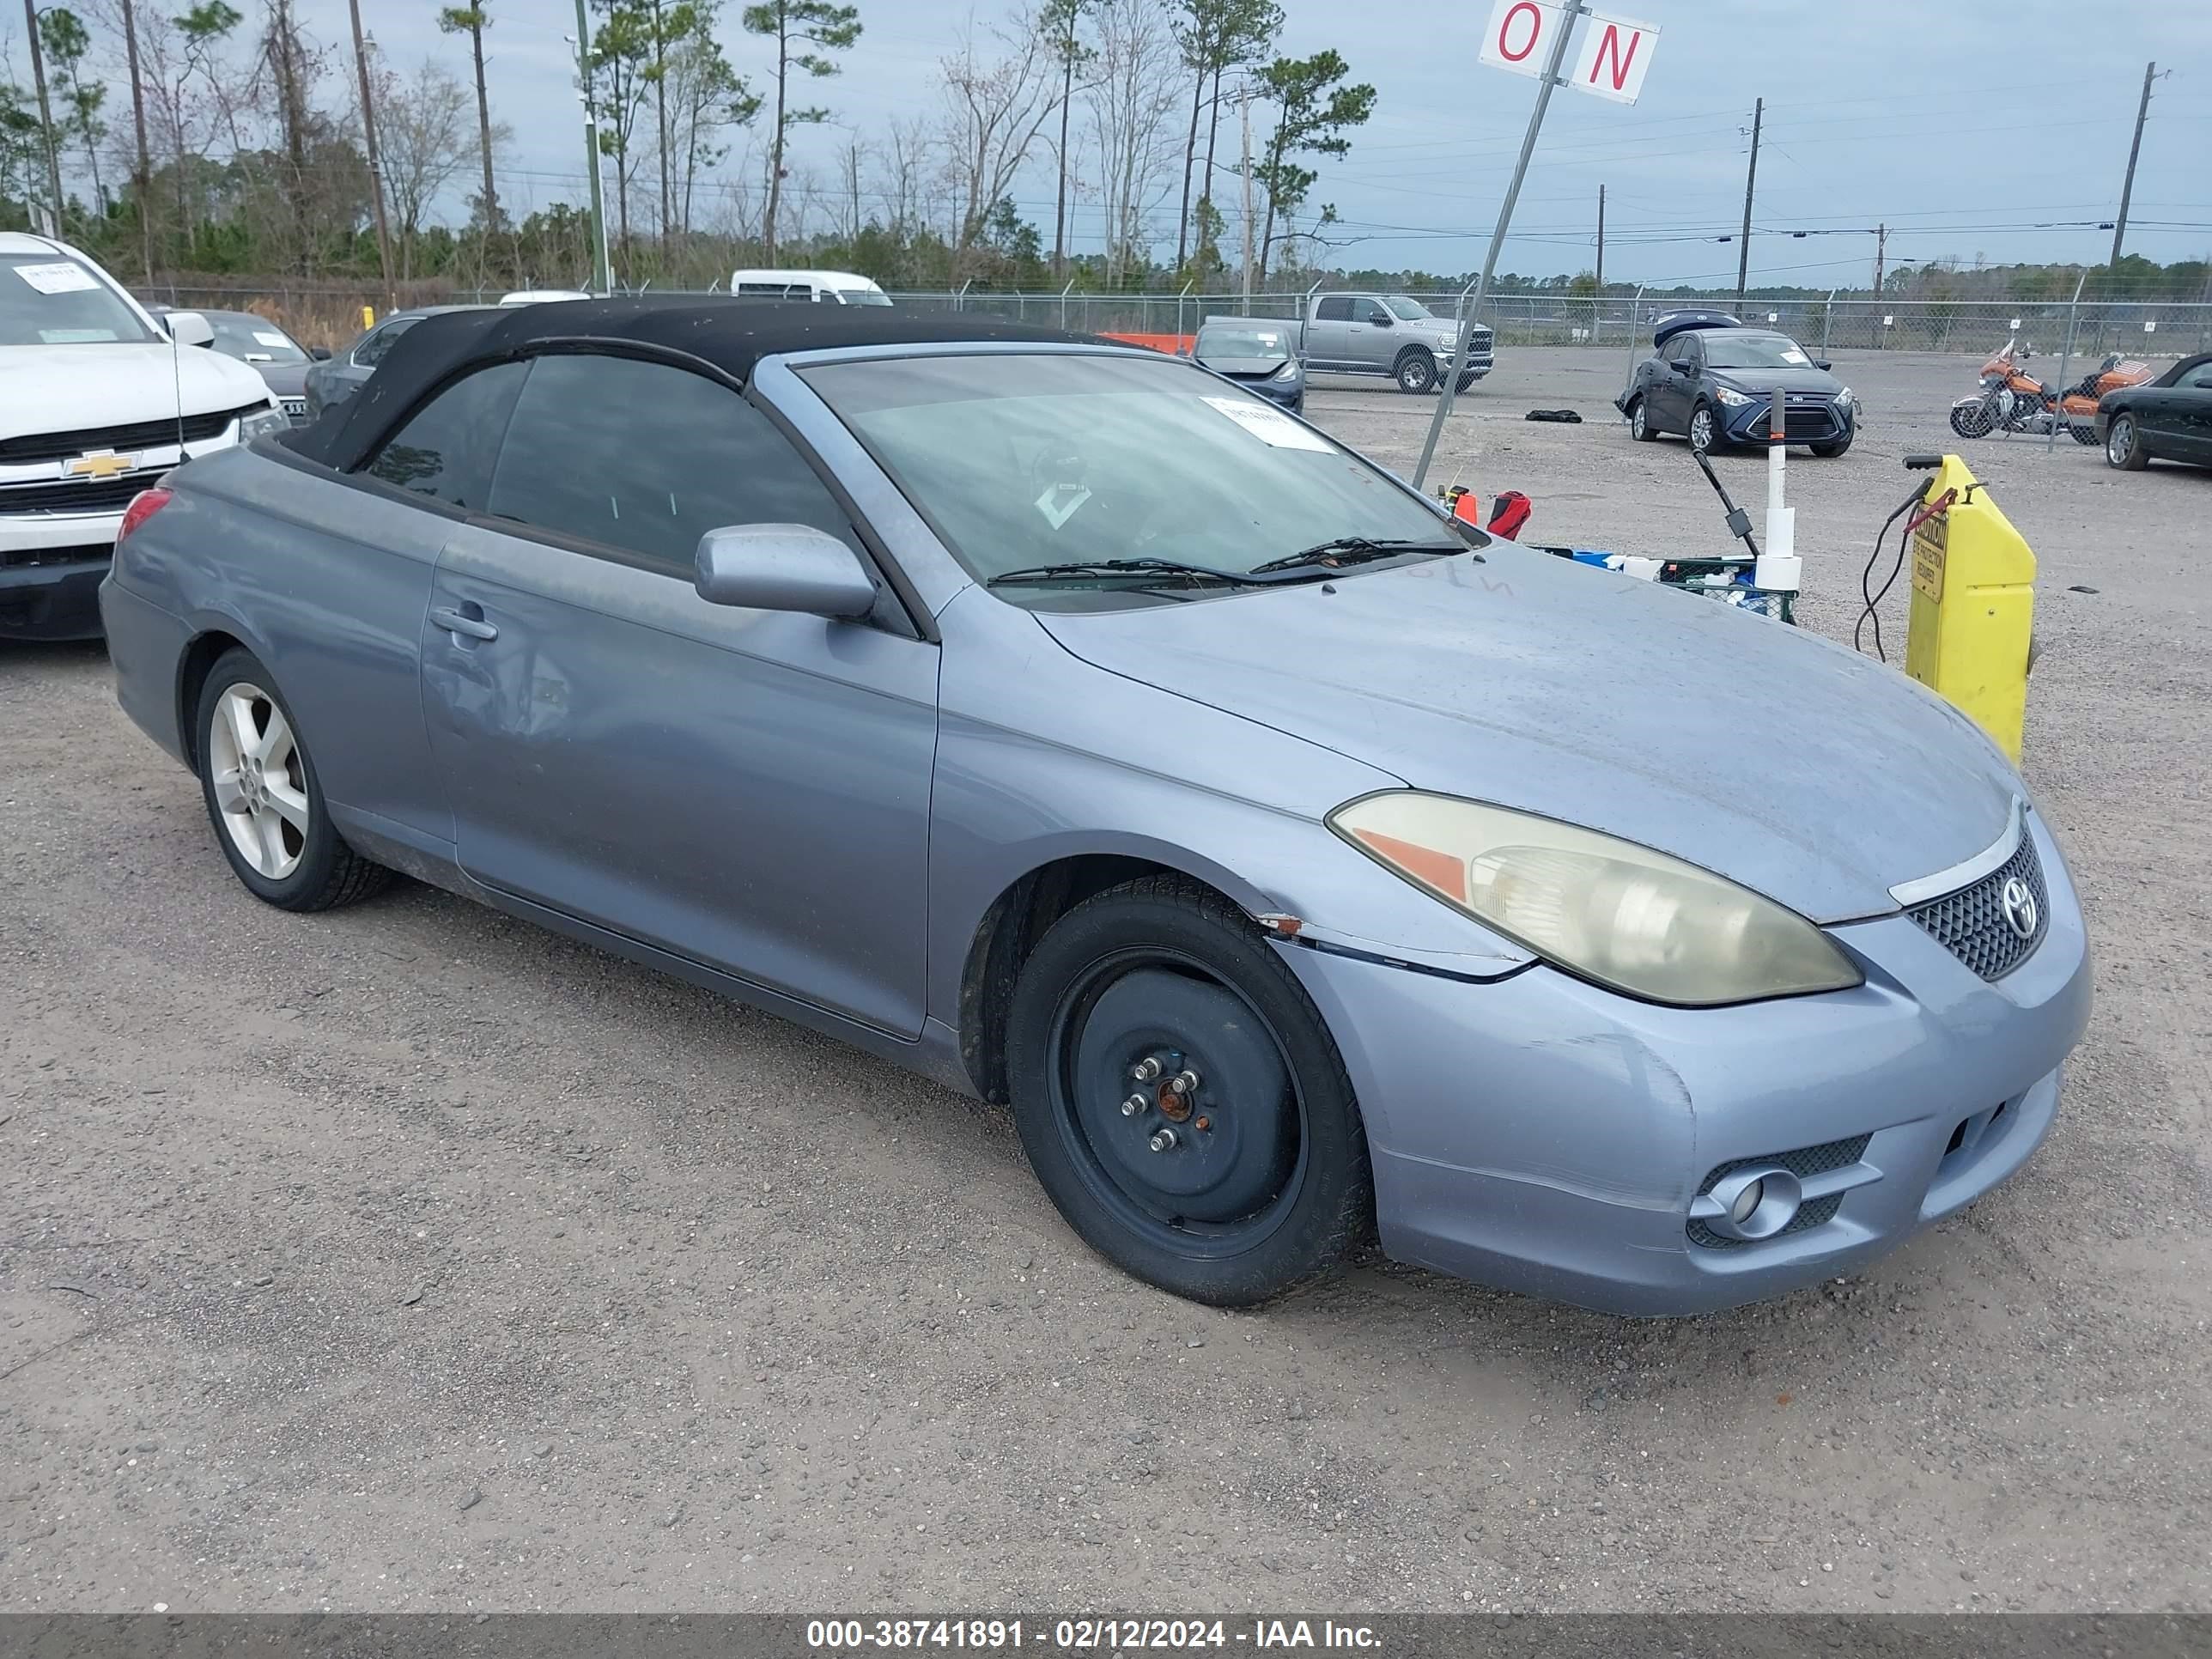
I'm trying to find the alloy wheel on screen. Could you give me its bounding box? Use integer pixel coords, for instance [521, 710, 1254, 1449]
[207, 682, 309, 880]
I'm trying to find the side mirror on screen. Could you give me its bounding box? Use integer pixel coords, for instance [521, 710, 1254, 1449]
[1812, 359, 1832, 372]
[695, 524, 878, 619]
[311, 344, 332, 361]
[1670, 358, 1696, 375]
[1368, 313, 1393, 327]
[164, 310, 215, 349]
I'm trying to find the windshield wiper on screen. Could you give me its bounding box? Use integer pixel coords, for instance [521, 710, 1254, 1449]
[1247, 537, 1468, 576]
[987, 557, 1258, 589]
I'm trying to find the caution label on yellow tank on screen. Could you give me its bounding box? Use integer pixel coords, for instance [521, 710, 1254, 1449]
[1911, 514, 1948, 603]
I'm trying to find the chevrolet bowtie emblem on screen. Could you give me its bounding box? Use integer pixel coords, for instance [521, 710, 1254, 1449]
[67, 451, 137, 478]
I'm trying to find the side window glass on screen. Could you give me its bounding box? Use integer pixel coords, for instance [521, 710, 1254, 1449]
[1355, 300, 1389, 325]
[355, 318, 415, 368]
[2187, 365, 2212, 389]
[1315, 296, 1352, 322]
[486, 353, 860, 576]
[362, 361, 527, 508]
[1657, 337, 1682, 363]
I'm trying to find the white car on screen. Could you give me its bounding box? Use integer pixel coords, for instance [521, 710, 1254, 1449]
[497, 289, 593, 307]
[2, 233, 284, 641]
[728, 267, 892, 306]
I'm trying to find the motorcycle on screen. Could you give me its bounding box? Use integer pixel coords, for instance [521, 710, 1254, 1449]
[1948, 337, 2155, 443]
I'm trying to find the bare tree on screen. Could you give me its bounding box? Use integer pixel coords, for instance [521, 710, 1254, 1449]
[375, 54, 478, 280]
[875, 112, 933, 239]
[935, 7, 1057, 269]
[1083, 0, 1178, 285]
[832, 128, 866, 244]
[435, 3, 500, 230]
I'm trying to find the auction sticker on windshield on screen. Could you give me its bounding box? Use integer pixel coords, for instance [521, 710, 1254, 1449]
[13, 261, 101, 294]
[1201, 395, 1332, 452]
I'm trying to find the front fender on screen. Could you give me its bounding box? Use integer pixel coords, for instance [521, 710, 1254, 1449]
[924, 588, 1534, 1034]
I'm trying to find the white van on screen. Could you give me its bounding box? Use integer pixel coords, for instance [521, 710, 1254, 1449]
[728, 269, 891, 307]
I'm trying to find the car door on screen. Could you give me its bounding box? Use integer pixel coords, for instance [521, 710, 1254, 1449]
[1346, 298, 1397, 370]
[1650, 334, 1698, 431]
[1305, 296, 1355, 368]
[2165, 360, 2212, 461]
[416, 349, 939, 1038]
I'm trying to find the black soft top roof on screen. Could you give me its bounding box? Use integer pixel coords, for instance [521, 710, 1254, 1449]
[288, 295, 1091, 471]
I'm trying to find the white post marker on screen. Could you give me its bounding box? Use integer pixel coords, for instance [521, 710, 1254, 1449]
[1415, 0, 1660, 490]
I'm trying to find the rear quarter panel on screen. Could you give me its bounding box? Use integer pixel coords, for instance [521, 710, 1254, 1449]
[110, 445, 457, 848]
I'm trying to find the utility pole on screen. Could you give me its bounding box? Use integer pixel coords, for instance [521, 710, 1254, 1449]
[1595, 183, 1605, 290]
[1873, 222, 1887, 297]
[573, 0, 614, 295]
[120, 0, 154, 282]
[2109, 60, 2160, 274]
[22, 0, 65, 234]
[1414, 0, 1585, 491]
[1734, 97, 1761, 308]
[1239, 91, 1255, 312]
[346, 0, 395, 304]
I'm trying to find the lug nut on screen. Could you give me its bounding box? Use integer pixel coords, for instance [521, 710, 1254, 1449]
[1170, 1069, 1200, 1095]
[1121, 1096, 1146, 1117]
[1149, 1127, 1178, 1153]
[1131, 1057, 1162, 1083]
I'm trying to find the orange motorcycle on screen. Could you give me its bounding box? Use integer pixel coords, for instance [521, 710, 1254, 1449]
[1950, 337, 2154, 442]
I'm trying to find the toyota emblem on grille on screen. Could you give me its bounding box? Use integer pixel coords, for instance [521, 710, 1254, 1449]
[2000, 876, 2039, 940]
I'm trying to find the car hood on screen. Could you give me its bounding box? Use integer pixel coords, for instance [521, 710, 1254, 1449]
[1035, 550, 2019, 922]
[250, 361, 311, 397]
[0, 341, 271, 440]
[1707, 364, 1844, 396]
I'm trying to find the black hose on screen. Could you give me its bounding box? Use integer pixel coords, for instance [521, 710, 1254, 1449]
[1856, 479, 1936, 662]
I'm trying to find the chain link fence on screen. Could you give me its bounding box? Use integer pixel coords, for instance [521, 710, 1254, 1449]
[139, 275, 2212, 362]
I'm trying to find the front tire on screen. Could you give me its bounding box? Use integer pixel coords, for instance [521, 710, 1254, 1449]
[1809, 435, 1852, 458]
[1006, 877, 1372, 1306]
[2106, 413, 2148, 470]
[194, 648, 389, 911]
[1628, 397, 1656, 441]
[1394, 349, 1437, 395]
[1950, 398, 1996, 439]
[1687, 402, 1718, 453]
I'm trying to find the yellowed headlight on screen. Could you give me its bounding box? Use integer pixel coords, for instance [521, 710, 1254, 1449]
[1329, 793, 1862, 1006]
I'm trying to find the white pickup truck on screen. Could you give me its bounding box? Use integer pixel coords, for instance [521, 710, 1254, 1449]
[1, 233, 285, 641]
[1293, 291, 1495, 394]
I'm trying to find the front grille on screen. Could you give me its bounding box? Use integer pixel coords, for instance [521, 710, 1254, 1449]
[0, 472, 166, 516]
[0, 402, 261, 465]
[0, 542, 111, 569]
[1688, 1133, 1871, 1251]
[1756, 392, 1843, 441]
[1908, 830, 2048, 981]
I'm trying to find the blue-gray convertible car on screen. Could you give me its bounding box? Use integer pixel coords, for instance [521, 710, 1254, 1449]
[98, 299, 2091, 1314]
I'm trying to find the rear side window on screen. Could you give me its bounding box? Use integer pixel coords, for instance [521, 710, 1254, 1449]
[355, 318, 416, 367]
[362, 362, 526, 509]
[485, 352, 858, 575]
[1315, 297, 1352, 322]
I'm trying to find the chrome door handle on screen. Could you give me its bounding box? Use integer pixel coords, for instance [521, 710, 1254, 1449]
[430, 605, 498, 641]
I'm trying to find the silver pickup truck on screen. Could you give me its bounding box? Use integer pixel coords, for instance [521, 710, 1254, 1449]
[1294, 293, 1494, 394]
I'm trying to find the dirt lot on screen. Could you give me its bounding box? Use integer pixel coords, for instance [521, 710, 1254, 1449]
[3, 348, 2208, 1616]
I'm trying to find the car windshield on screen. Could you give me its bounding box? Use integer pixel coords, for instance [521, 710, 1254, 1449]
[205, 311, 307, 363]
[1195, 325, 1292, 362]
[1384, 297, 1435, 320]
[801, 351, 1472, 606]
[0, 252, 159, 345]
[1702, 331, 1814, 370]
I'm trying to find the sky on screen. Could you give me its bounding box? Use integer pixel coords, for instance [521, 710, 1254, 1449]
[122, 0, 2212, 286]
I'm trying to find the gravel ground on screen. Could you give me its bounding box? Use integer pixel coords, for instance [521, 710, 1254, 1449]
[2, 348, 2207, 1616]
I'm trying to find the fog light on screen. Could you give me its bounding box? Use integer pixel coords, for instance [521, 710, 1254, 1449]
[1729, 1180, 1764, 1225]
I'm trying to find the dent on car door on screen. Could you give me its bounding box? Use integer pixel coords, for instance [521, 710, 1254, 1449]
[417, 350, 940, 1037]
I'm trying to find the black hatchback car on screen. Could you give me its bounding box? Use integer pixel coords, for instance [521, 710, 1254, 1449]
[2098, 351, 2212, 472]
[1618, 311, 1856, 457]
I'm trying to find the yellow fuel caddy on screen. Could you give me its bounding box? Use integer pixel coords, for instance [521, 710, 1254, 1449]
[1905, 454, 2035, 763]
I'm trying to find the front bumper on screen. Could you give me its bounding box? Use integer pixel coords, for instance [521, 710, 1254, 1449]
[1286, 810, 2092, 1316]
[1, 510, 122, 641]
[1721, 392, 1853, 446]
